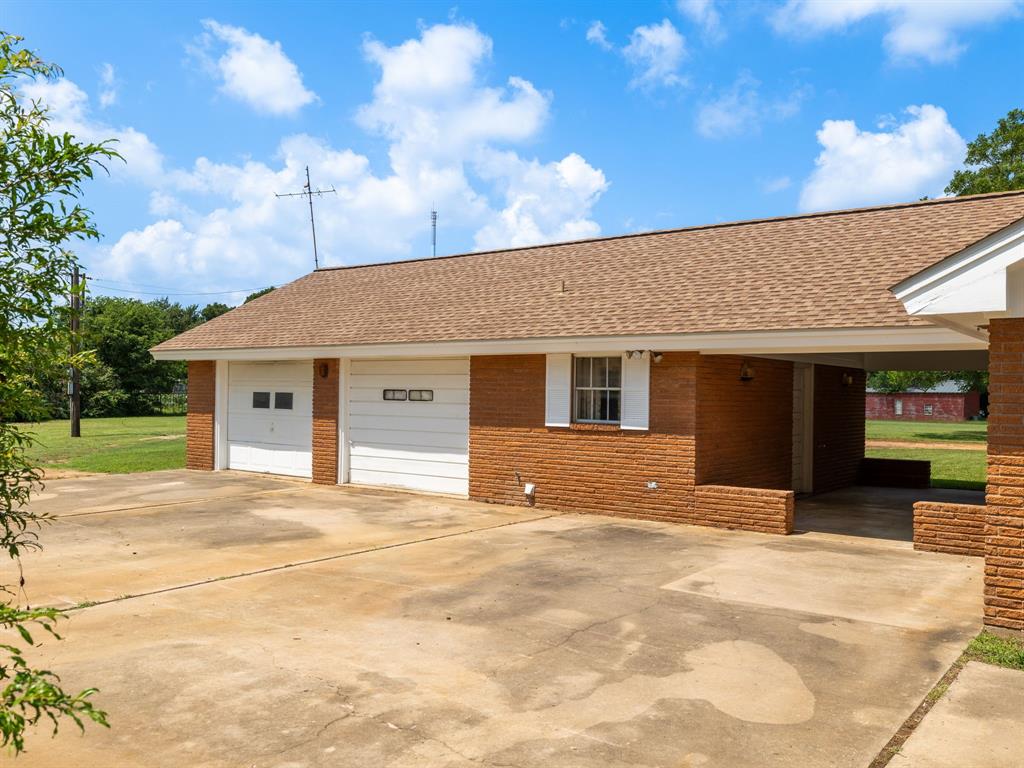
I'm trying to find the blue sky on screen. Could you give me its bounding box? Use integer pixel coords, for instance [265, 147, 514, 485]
[4, 0, 1022, 304]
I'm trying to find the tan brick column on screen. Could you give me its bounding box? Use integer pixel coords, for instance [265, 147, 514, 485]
[312, 359, 340, 485]
[186, 360, 216, 471]
[985, 318, 1024, 634]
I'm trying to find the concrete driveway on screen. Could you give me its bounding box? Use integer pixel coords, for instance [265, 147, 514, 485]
[15, 471, 985, 767]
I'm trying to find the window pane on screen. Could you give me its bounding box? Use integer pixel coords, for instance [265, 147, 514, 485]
[409, 389, 433, 402]
[575, 356, 591, 387]
[593, 357, 608, 387]
[274, 392, 293, 410]
[575, 388, 590, 420]
[607, 356, 622, 387]
[598, 390, 610, 421]
[608, 390, 621, 422]
[252, 391, 270, 409]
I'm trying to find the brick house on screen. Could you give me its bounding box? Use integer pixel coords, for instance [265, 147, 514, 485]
[154, 191, 1024, 635]
[865, 388, 983, 422]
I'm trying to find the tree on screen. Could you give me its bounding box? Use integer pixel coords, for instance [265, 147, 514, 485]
[0, 34, 111, 752]
[82, 296, 183, 413]
[201, 302, 230, 322]
[244, 286, 274, 303]
[946, 108, 1024, 196]
[867, 371, 948, 394]
[948, 370, 988, 394]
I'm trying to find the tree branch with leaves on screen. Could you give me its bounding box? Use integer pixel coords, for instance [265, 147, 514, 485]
[0, 32, 117, 754]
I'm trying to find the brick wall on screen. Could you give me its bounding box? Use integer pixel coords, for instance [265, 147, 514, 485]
[985, 318, 1024, 634]
[186, 360, 215, 471]
[468, 353, 699, 523]
[866, 392, 980, 422]
[694, 485, 794, 534]
[813, 365, 866, 493]
[695, 356, 793, 489]
[859, 457, 931, 488]
[312, 359, 339, 485]
[913, 501, 986, 557]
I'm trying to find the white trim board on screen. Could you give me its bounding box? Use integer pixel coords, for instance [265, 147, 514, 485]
[893, 217, 1024, 318]
[152, 325, 984, 362]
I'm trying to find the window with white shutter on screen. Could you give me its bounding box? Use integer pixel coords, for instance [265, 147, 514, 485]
[545, 353, 572, 427]
[620, 353, 650, 430]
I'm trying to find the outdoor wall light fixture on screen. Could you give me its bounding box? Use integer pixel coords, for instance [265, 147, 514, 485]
[739, 362, 755, 381]
[318, 362, 330, 379]
[651, 352, 664, 363]
[841, 372, 855, 387]
[625, 350, 644, 359]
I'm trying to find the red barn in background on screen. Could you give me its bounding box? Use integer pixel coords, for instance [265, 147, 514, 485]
[865, 391, 983, 422]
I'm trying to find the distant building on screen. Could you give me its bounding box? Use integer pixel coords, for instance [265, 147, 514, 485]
[866, 381, 983, 422]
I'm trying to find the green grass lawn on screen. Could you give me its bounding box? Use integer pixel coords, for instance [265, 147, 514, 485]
[866, 446, 986, 491]
[20, 416, 185, 474]
[866, 419, 987, 444]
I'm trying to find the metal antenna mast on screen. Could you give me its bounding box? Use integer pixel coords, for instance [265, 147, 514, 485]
[430, 205, 438, 257]
[276, 166, 336, 269]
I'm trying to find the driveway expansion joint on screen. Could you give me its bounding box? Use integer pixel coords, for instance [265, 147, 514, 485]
[66, 510, 565, 612]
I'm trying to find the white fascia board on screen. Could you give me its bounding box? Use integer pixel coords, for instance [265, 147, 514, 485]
[150, 325, 984, 362]
[893, 218, 1024, 316]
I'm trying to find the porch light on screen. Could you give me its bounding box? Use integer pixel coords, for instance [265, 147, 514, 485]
[318, 362, 330, 378]
[841, 372, 854, 387]
[739, 362, 755, 381]
[651, 352, 664, 363]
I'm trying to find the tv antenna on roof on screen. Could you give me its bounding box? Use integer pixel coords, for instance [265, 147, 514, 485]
[275, 165, 336, 269]
[430, 205, 438, 257]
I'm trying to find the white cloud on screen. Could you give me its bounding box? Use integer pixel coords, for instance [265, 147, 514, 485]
[761, 175, 792, 193]
[586, 20, 613, 50]
[696, 72, 809, 139]
[98, 63, 117, 108]
[623, 20, 687, 89]
[20, 78, 163, 183]
[678, 0, 724, 41]
[798, 104, 965, 212]
[191, 20, 318, 115]
[90, 23, 608, 292]
[771, 0, 1020, 64]
[474, 150, 609, 250]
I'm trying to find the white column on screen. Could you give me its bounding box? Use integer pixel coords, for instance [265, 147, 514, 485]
[214, 360, 229, 470]
[337, 358, 350, 484]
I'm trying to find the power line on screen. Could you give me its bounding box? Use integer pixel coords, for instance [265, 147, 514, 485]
[89, 282, 264, 297]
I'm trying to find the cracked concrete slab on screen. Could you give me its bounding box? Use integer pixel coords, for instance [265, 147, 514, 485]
[20, 475, 543, 608]
[11, 473, 987, 767]
[891, 661, 1024, 768]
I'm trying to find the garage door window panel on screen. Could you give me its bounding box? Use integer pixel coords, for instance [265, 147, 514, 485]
[252, 392, 270, 409]
[274, 392, 293, 410]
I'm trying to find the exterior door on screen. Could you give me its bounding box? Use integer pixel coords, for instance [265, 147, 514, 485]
[792, 363, 814, 493]
[227, 361, 313, 478]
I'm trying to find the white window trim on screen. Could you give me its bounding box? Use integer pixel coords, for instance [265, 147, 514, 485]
[572, 354, 623, 425]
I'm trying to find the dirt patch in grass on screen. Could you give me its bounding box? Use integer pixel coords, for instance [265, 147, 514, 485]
[866, 439, 985, 452]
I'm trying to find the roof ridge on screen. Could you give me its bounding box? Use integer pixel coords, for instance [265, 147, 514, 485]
[313, 189, 1024, 274]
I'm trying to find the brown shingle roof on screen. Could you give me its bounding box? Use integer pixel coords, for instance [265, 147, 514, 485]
[154, 191, 1024, 352]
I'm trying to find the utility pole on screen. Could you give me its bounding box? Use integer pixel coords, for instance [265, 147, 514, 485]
[275, 166, 336, 269]
[69, 265, 82, 438]
[431, 206, 438, 257]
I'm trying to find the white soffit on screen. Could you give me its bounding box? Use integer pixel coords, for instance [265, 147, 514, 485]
[150, 325, 986, 361]
[893, 218, 1024, 317]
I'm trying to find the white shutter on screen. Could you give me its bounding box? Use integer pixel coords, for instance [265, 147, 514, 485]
[545, 353, 572, 427]
[621, 353, 650, 430]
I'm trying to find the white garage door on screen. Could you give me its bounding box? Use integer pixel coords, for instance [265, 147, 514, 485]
[348, 358, 469, 495]
[227, 361, 312, 478]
